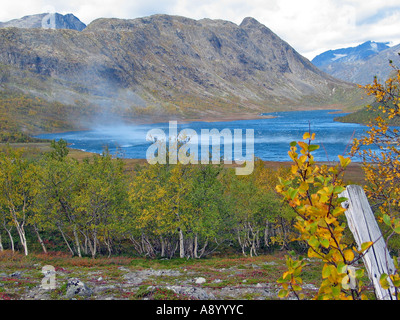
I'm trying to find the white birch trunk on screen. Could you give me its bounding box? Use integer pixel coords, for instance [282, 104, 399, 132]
[179, 227, 185, 258]
[33, 223, 47, 254]
[340, 185, 397, 300]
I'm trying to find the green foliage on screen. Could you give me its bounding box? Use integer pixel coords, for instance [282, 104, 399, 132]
[0, 141, 295, 260]
[276, 132, 370, 300]
[48, 140, 69, 161]
[222, 160, 295, 256]
[335, 101, 400, 126]
[0, 146, 40, 255]
[351, 67, 400, 299]
[277, 252, 307, 299]
[0, 88, 88, 138]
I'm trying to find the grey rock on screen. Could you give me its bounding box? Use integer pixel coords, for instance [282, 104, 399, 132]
[10, 271, 22, 278]
[93, 284, 119, 294]
[144, 284, 214, 300]
[167, 285, 215, 300]
[195, 277, 206, 284]
[123, 268, 183, 285]
[302, 283, 318, 290]
[66, 278, 93, 299]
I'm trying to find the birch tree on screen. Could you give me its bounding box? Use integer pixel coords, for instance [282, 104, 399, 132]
[37, 141, 83, 257]
[0, 146, 39, 255]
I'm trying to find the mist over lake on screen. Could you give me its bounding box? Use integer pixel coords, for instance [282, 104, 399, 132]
[36, 110, 379, 162]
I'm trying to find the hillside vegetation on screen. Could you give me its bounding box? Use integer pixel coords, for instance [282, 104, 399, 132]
[335, 101, 400, 126]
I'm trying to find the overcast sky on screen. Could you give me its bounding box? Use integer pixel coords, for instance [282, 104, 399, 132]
[1, 0, 400, 60]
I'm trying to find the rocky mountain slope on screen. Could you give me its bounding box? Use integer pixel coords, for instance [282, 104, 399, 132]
[0, 14, 362, 133]
[0, 13, 86, 31]
[312, 41, 400, 85]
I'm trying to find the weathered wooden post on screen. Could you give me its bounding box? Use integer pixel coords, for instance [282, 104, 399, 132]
[339, 185, 397, 300]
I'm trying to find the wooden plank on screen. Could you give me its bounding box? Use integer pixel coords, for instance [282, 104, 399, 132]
[339, 185, 397, 300]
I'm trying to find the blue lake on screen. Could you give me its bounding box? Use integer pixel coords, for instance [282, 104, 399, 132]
[36, 109, 377, 162]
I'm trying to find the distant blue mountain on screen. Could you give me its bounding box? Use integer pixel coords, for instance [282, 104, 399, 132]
[312, 41, 390, 67]
[311, 41, 400, 85]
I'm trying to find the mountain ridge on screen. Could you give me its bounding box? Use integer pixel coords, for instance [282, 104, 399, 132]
[0, 13, 363, 136]
[0, 12, 86, 31]
[312, 41, 400, 85]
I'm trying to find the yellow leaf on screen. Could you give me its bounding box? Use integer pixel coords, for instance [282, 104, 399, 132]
[299, 181, 309, 192]
[322, 264, 331, 278]
[344, 249, 354, 262]
[298, 141, 308, 151]
[303, 132, 311, 140]
[325, 216, 336, 225]
[360, 241, 373, 253]
[338, 155, 351, 168]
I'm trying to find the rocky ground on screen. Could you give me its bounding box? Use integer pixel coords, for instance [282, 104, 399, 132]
[0, 253, 321, 300]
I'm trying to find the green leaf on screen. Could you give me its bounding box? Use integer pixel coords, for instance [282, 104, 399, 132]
[292, 284, 302, 291]
[336, 197, 348, 204]
[383, 214, 392, 226]
[276, 276, 286, 284]
[290, 141, 297, 147]
[360, 241, 373, 253]
[355, 269, 364, 278]
[332, 285, 341, 297]
[380, 273, 390, 290]
[288, 250, 296, 257]
[392, 277, 400, 287]
[308, 236, 320, 248]
[288, 188, 299, 200]
[337, 262, 347, 274]
[308, 144, 320, 152]
[333, 186, 345, 194]
[320, 238, 330, 248]
[278, 289, 288, 298]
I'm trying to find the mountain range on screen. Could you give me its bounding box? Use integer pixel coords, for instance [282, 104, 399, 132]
[0, 13, 363, 136]
[312, 41, 400, 85]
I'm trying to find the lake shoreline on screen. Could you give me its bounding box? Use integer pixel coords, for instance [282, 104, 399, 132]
[35, 105, 349, 135]
[34, 113, 275, 135]
[36, 109, 369, 163]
